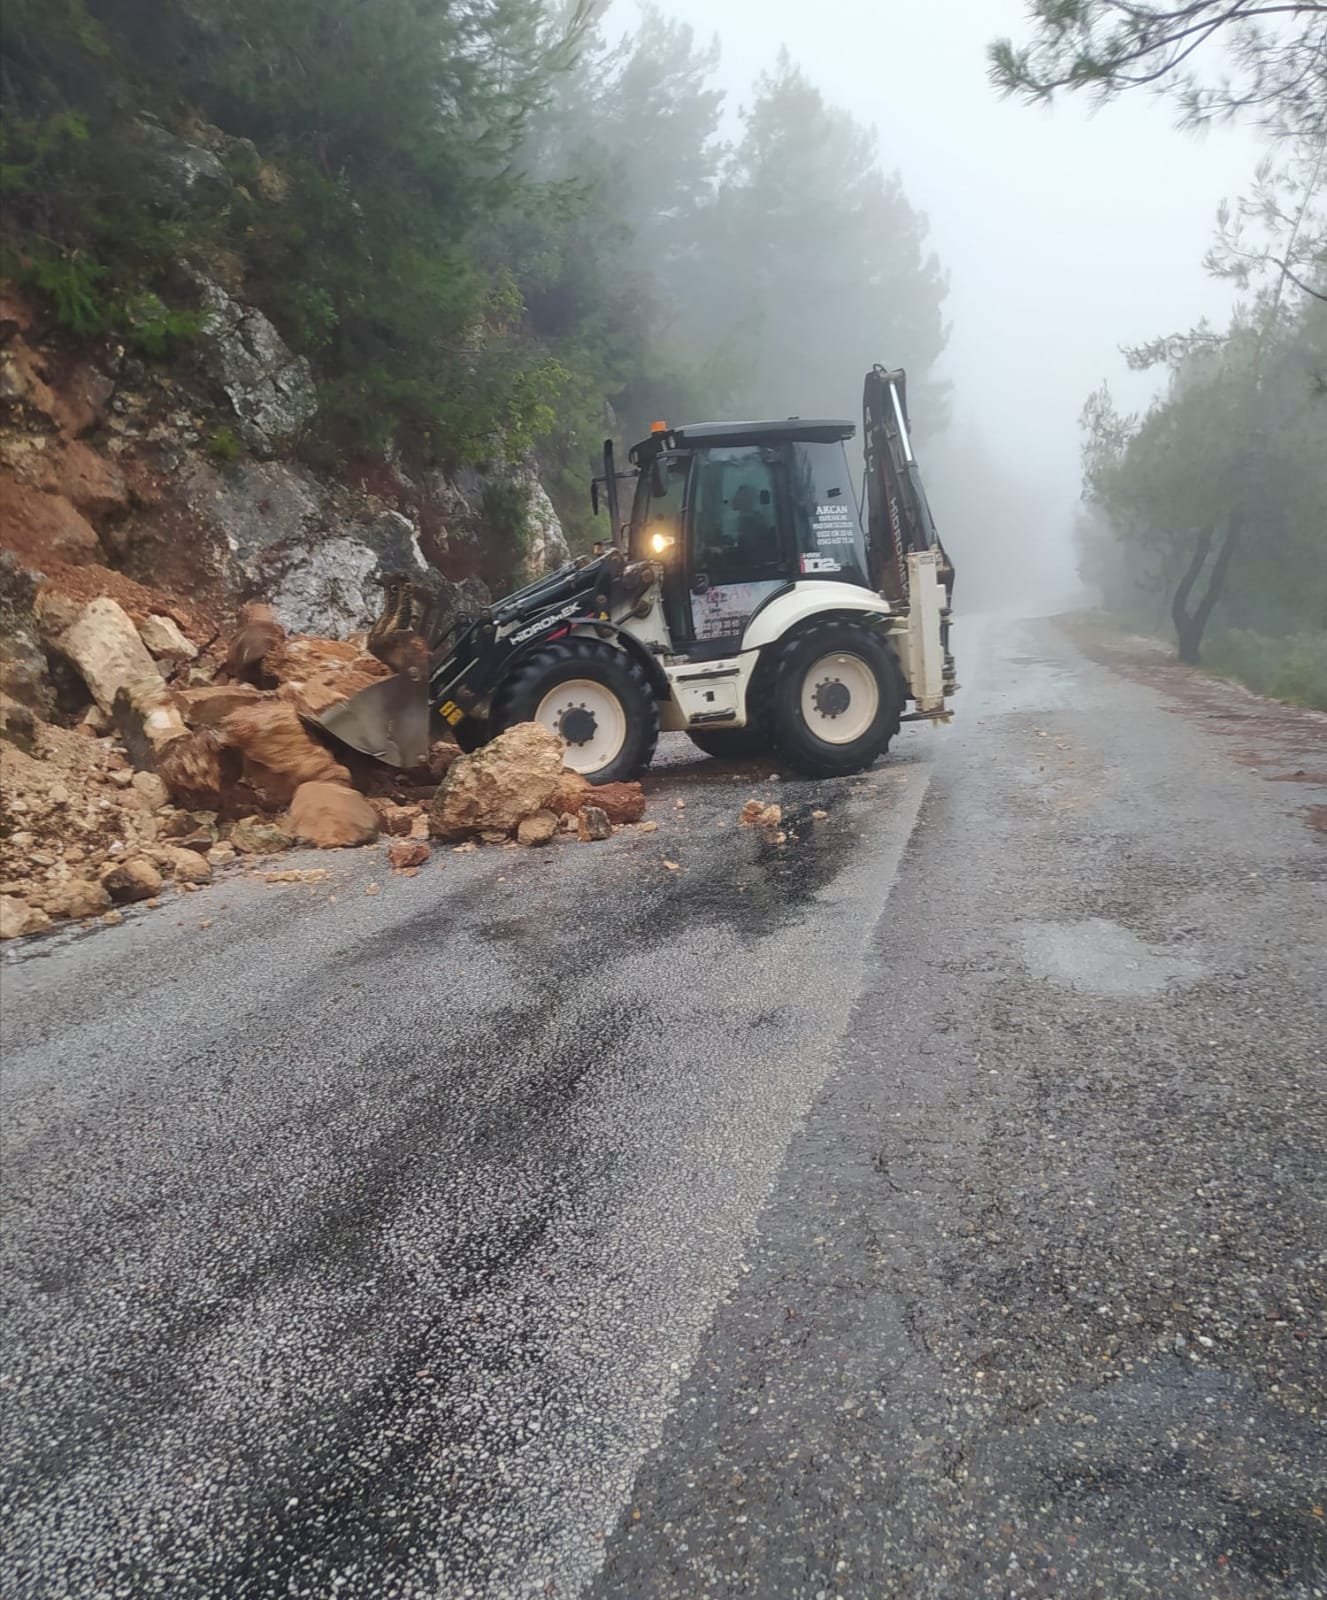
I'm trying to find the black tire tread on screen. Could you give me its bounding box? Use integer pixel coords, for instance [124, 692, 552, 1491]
[491, 636, 660, 782]
[767, 618, 904, 778]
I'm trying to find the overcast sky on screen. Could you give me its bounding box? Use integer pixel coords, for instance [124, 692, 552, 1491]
[608, 0, 1266, 595]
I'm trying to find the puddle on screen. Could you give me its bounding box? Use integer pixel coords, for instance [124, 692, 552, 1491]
[1020, 917, 1206, 999]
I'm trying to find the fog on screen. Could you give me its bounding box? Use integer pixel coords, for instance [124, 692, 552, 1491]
[607, 0, 1265, 609]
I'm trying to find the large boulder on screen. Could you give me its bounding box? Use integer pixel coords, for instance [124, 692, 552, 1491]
[220, 702, 351, 802]
[49, 597, 161, 714]
[100, 857, 163, 903]
[112, 676, 190, 769]
[287, 781, 378, 848]
[129, 118, 233, 214]
[138, 614, 197, 661]
[428, 722, 566, 840]
[0, 895, 50, 940]
[174, 683, 266, 727]
[195, 280, 317, 456]
[42, 878, 112, 920]
[0, 694, 35, 753]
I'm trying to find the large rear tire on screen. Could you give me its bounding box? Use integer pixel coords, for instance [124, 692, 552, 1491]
[767, 619, 904, 778]
[492, 637, 659, 784]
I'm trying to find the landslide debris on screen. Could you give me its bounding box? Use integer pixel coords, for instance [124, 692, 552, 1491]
[1, 578, 651, 941]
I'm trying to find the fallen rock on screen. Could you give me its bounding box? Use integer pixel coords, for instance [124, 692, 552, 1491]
[551, 770, 592, 815]
[138, 613, 198, 661]
[112, 677, 192, 771]
[52, 598, 162, 715]
[371, 800, 423, 837]
[0, 551, 56, 719]
[130, 770, 171, 809]
[100, 857, 163, 903]
[225, 601, 285, 684]
[174, 683, 266, 727]
[429, 722, 565, 840]
[230, 815, 295, 854]
[740, 800, 783, 830]
[287, 781, 378, 848]
[589, 781, 646, 824]
[154, 727, 227, 810]
[207, 842, 238, 868]
[517, 810, 558, 847]
[221, 702, 351, 802]
[427, 740, 460, 781]
[43, 878, 112, 919]
[264, 868, 330, 884]
[578, 805, 612, 842]
[0, 895, 51, 939]
[266, 632, 389, 716]
[387, 838, 430, 870]
[153, 845, 212, 884]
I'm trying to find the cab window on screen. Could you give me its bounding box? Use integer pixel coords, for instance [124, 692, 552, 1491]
[690, 446, 786, 584]
[786, 440, 869, 582]
[631, 452, 689, 563]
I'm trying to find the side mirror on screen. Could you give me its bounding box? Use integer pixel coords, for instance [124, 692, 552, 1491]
[651, 459, 667, 498]
[590, 480, 600, 515]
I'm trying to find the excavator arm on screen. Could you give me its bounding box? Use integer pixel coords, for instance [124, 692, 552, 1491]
[861, 366, 957, 714]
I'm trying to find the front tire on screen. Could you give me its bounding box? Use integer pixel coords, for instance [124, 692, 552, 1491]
[768, 619, 904, 778]
[491, 637, 659, 783]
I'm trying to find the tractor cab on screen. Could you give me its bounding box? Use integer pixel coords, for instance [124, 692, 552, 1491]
[625, 420, 870, 659]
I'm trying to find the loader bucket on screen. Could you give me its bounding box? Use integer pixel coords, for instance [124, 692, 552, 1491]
[305, 673, 431, 770]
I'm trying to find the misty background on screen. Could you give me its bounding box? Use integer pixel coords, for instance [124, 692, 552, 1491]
[3, 0, 1320, 690]
[603, 0, 1262, 609]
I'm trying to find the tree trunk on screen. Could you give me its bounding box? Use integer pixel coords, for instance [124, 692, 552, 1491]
[1171, 528, 1213, 664]
[1170, 515, 1244, 665]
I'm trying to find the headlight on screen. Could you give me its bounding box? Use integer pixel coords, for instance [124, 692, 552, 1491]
[650, 531, 674, 555]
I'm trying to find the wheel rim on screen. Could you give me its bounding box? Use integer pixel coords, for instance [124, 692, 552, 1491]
[799, 652, 880, 745]
[535, 678, 628, 774]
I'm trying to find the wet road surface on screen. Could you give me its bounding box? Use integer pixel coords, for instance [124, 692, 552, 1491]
[2, 617, 1325, 1599]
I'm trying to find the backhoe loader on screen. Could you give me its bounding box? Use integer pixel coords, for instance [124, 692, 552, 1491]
[308, 366, 956, 782]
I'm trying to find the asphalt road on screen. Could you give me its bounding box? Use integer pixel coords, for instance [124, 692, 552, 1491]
[2, 616, 1324, 1600]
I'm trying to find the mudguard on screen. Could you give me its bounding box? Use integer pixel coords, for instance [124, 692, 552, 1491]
[739, 582, 892, 654]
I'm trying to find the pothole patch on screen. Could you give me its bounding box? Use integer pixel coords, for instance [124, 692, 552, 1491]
[1020, 917, 1206, 999]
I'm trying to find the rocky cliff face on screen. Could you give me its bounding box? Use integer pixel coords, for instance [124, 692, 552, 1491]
[0, 169, 571, 706]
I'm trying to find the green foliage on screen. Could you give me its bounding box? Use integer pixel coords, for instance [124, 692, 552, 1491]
[1203, 628, 1327, 710]
[1081, 144, 1327, 661]
[207, 425, 243, 462]
[0, 0, 953, 562]
[14, 245, 107, 333]
[479, 479, 534, 592]
[989, 2, 1327, 140]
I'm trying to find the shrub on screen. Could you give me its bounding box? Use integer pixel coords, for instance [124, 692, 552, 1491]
[1203, 628, 1327, 712]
